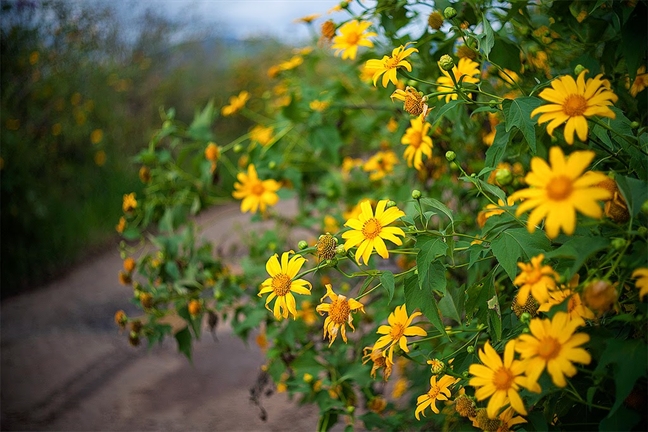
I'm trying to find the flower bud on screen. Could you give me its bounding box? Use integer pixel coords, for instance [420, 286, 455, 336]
[335, 244, 347, 257]
[638, 226, 647, 236]
[298, 240, 309, 250]
[233, 143, 244, 153]
[268, 161, 276, 169]
[411, 189, 422, 200]
[444, 6, 457, 19]
[439, 54, 455, 71]
[495, 168, 513, 186]
[574, 64, 586, 75]
[386, 200, 397, 208]
[631, 121, 640, 129]
[466, 345, 475, 354]
[611, 237, 627, 251]
[427, 358, 446, 375]
[445, 150, 456, 162]
[519, 312, 532, 324]
[642, 200, 648, 216]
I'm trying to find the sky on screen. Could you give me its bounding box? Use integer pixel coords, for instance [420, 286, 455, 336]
[160, 0, 347, 41]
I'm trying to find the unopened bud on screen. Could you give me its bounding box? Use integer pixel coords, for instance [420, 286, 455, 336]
[444, 7, 457, 19]
[298, 240, 308, 250]
[445, 151, 456, 162]
[268, 161, 277, 169]
[630, 121, 640, 129]
[574, 64, 586, 75]
[520, 312, 532, 324]
[233, 144, 244, 153]
[439, 54, 455, 71]
[495, 168, 513, 186]
[638, 226, 647, 236]
[611, 238, 627, 251]
[386, 200, 397, 208]
[335, 244, 347, 257]
[641, 200, 648, 215]
[467, 345, 475, 354]
[411, 189, 422, 200]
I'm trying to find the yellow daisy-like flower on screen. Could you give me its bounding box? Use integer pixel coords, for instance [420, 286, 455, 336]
[362, 346, 394, 381]
[632, 267, 648, 300]
[278, 55, 303, 71]
[531, 70, 618, 145]
[342, 199, 405, 265]
[332, 20, 376, 60]
[250, 125, 274, 146]
[221, 90, 250, 116]
[366, 43, 418, 88]
[363, 150, 398, 181]
[258, 252, 312, 320]
[122, 193, 137, 213]
[116, 216, 126, 234]
[436, 57, 480, 103]
[513, 254, 558, 305]
[627, 65, 648, 97]
[391, 86, 429, 117]
[373, 304, 427, 362]
[468, 340, 528, 419]
[477, 197, 516, 228]
[537, 275, 595, 321]
[515, 312, 591, 391]
[316, 284, 365, 346]
[232, 164, 281, 214]
[415, 374, 456, 419]
[401, 114, 433, 170]
[496, 407, 527, 432]
[509, 146, 611, 239]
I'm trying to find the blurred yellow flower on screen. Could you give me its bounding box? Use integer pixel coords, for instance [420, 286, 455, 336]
[513, 254, 558, 305]
[401, 114, 433, 170]
[323, 215, 339, 233]
[221, 91, 250, 116]
[332, 20, 376, 60]
[509, 147, 611, 238]
[477, 197, 515, 228]
[482, 113, 499, 146]
[278, 55, 303, 71]
[258, 252, 312, 320]
[250, 125, 274, 146]
[29, 51, 39, 65]
[316, 284, 365, 346]
[627, 65, 648, 97]
[633, 268, 648, 300]
[436, 57, 480, 102]
[71, 92, 82, 106]
[537, 280, 595, 322]
[90, 129, 103, 144]
[363, 150, 398, 181]
[204, 142, 220, 172]
[392, 377, 408, 399]
[295, 13, 320, 23]
[116, 216, 126, 233]
[341, 156, 363, 177]
[122, 193, 137, 213]
[309, 100, 330, 111]
[386, 117, 398, 132]
[51, 123, 62, 136]
[94, 150, 106, 166]
[298, 300, 318, 326]
[366, 43, 418, 87]
[362, 346, 394, 381]
[232, 164, 280, 214]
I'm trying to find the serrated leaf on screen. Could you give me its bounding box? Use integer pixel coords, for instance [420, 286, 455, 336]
[431, 100, 463, 126]
[503, 97, 542, 153]
[487, 293, 502, 341]
[481, 15, 495, 57]
[438, 283, 464, 325]
[404, 273, 447, 337]
[615, 175, 648, 217]
[420, 198, 454, 224]
[174, 326, 192, 361]
[544, 236, 609, 276]
[485, 123, 512, 167]
[491, 228, 551, 281]
[380, 271, 395, 305]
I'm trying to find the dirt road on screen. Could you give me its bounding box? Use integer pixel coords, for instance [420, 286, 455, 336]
[1, 202, 322, 431]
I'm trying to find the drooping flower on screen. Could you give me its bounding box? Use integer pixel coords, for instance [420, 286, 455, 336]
[316, 284, 365, 346]
[598, 177, 630, 223]
[633, 268, 648, 300]
[366, 43, 418, 88]
[232, 164, 281, 214]
[363, 150, 398, 181]
[258, 252, 312, 320]
[531, 70, 618, 144]
[221, 91, 250, 116]
[320, 20, 336, 41]
[391, 86, 429, 117]
[122, 193, 137, 213]
[250, 125, 274, 146]
[627, 65, 648, 97]
[415, 374, 457, 419]
[367, 396, 387, 413]
[372, 304, 427, 362]
[332, 20, 376, 60]
[436, 57, 480, 103]
[515, 312, 591, 391]
[513, 254, 558, 305]
[509, 146, 611, 239]
[362, 346, 394, 381]
[401, 114, 433, 170]
[468, 340, 528, 419]
[342, 199, 405, 265]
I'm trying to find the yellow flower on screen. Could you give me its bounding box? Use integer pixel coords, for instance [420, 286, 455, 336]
[436, 57, 480, 102]
[537, 275, 595, 321]
[204, 142, 220, 172]
[415, 374, 456, 419]
[188, 299, 202, 316]
[90, 129, 103, 144]
[258, 252, 312, 320]
[341, 156, 363, 177]
[122, 193, 137, 213]
[116, 216, 126, 234]
[513, 254, 558, 305]
[515, 312, 591, 391]
[495, 407, 527, 432]
[392, 377, 408, 399]
[221, 91, 250, 116]
[367, 396, 387, 413]
[530, 70, 618, 144]
[250, 125, 274, 146]
[316, 284, 365, 346]
[232, 164, 281, 214]
[309, 100, 330, 111]
[582, 280, 617, 314]
[94, 150, 106, 167]
[294, 13, 320, 23]
[373, 304, 427, 362]
[366, 43, 418, 88]
[278, 55, 303, 71]
[633, 268, 648, 300]
[510, 147, 611, 239]
[468, 340, 528, 419]
[342, 199, 405, 265]
[483, 113, 500, 146]
[363, 150, 398, 181]
[386, 117, 399, 133]
[627, 65, 648, 97]
[477, 197, 516, 228]
[391, 86, 429, 117]
[401, 114, 433, 170]
[323, 215, 339, 233]
[362, 346, 394, 381]
[298, 300, 319, 326]
[332, 20, 376, 60]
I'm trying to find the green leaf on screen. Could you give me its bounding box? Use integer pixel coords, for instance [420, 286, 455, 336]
[600, 405, 641, 431]
[187, 100, 216, 142]
[544, 236, 609, 277]
[380, 271, 395, 305]
[503, 97, 543, 153]
[416, 235, 448, 265]
[487, 291, 502, 341]
[460, 175, 507, 203]
[485, 123, 512, 167]
[431, 100, 463, 126]
[490, 228, 551, 281]
[489, 36, 521, 72]
[174, 326, 192, 361]
[420, 198, 455, 224]
[438, 283, 464, 325]
[615, 175, 648, 218]
[404, 273, 447, 337]
[310, 125, 342, 166]
[480, 15, 495, 57]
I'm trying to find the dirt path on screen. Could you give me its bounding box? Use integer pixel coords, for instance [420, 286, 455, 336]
[1, 202, 322, 431]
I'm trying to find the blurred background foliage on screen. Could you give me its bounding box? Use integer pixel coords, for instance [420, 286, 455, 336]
[0, 0, 286, 297]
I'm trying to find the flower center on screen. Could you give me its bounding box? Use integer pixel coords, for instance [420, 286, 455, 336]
[525, 268, 543, 285]
[385, 56, 401, 70]
[362, 218, 383, 239]
[271, 273, 292, 296]
[546, 175, 574, 201]
[493, 366, 514, 390]
[562, 94, 588, 117]
[390, 323, 405, 341]
[427, 385, 441, 399]
[409, 131, 422, 148]
[537, 336, 561, 360]
[346, 32, 360, 45]
[329, 296, 351, 324]
[251, 182, 265, 196]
